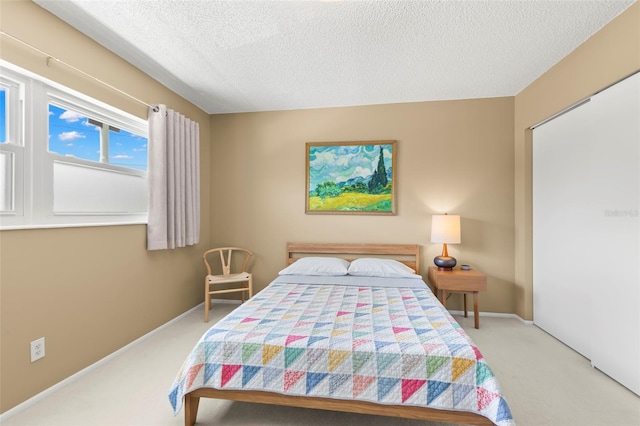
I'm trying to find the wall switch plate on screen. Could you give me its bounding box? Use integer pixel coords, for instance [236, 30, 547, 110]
[30, 337, 45, 362]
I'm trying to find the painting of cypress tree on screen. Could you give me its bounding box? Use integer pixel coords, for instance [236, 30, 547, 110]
[305, 140, 396, 215]
[367, 146, 389, 193]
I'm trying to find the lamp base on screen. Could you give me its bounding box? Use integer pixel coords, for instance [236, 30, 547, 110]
[434, 256, 457, 271]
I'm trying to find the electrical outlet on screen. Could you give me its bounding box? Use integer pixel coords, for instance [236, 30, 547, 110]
[30, 337, 45, 362]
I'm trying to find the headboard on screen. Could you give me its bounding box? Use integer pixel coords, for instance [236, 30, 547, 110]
[285, 242, 421, 274]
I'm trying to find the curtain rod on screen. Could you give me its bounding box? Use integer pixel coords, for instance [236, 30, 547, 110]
[0, 30, 157, 112]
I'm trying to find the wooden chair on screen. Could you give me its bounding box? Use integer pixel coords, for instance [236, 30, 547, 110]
[203, 247, 253, 322]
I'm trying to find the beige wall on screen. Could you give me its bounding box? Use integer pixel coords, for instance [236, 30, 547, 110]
[210, 97, 516, 313]
[513, 2, 640, 320]
[0, 0, 211, 413]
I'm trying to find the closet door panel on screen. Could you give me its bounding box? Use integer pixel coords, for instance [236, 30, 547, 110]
[534, 72, 639, 395]
[587, 73, 639, 395]
[533, 99, 596, 359]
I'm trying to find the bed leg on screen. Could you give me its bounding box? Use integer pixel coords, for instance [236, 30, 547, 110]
[184, 393, 200, 426]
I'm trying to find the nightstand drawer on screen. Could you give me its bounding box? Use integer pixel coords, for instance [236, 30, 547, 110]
[428, 267, 486, 291]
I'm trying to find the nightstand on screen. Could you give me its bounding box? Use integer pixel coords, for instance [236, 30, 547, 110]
[427, 266, 487, 329]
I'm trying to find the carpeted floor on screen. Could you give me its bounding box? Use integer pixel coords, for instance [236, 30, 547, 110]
[2, 303, 639, 426]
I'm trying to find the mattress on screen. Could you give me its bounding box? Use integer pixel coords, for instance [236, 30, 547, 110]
[169, 275, 514, 425]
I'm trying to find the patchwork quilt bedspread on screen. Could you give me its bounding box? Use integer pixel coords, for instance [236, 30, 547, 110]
[169, 277, 514, 425]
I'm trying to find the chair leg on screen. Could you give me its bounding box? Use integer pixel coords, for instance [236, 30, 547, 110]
[204, 279, 210, 323]
[248, 275, 253, 298]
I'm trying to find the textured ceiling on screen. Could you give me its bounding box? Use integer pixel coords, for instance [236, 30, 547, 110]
[34, 0, 635, 114]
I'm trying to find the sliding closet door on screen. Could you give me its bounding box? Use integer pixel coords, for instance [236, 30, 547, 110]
[586, 73, 639, 395]
[533, 98, 595, 359]
[533, 73, 639, 395]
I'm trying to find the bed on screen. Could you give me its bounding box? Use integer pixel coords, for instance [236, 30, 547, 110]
[169, 243, 513, 425]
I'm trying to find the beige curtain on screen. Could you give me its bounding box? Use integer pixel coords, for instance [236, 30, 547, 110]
[147, 105, 200, 250]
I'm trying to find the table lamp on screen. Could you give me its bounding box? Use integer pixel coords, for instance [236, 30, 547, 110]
[431, 213, 461, 271]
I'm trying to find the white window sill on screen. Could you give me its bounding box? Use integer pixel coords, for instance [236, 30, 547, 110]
[0, 220, 147, 231]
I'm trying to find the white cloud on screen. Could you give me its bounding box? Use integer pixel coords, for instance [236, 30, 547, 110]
[312, 150, 336, 166]
[58, 131, 85, 141]
[112, 154, 132, 159]
[352, 166, 372, 178]
[59, 110, 85, 123]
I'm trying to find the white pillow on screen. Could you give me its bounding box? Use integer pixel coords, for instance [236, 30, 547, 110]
[278, 257, 350, 276]
[347, 258, 420, 278]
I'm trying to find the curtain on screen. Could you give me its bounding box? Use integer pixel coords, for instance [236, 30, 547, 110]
[147, 105, 200, 250]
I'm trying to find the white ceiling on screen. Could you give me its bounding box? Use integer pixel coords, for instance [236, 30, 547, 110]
[34, 0, 635, 114]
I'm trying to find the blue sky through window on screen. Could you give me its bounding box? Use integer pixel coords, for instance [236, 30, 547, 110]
[48, 104, 147, 170]
[0, 88, 6, 143]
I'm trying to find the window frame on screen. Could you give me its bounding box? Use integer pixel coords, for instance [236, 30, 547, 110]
[0, 69, 27, 219]
[0, 60, 149, 230]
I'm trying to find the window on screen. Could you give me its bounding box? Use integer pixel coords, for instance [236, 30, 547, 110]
[0, 77, 22, 146]
[0, 87, 7, 143]
[0, 61, 149, 229]
[0, 72, 25, 217]
[47, 103, 148, 170]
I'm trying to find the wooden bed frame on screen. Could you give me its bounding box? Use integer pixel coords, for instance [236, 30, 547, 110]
[183, 243, 493, 426]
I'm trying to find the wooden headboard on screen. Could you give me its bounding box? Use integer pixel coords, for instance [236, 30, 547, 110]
[285, 242, 420, 274]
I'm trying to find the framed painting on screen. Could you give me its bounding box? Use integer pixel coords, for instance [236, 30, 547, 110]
[305, 140, 397, 215]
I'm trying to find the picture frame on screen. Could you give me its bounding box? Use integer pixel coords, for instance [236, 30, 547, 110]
[305, 140, 397, 215]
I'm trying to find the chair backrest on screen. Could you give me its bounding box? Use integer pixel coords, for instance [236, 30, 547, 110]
[203, 247, 253, 276]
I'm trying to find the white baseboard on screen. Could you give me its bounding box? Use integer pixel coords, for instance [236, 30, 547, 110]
[211, 298, 242, 305]
[448, 310, 533, 325]
[0, 303, 204, 422]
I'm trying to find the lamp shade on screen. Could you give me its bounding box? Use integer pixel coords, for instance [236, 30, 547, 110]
[430, 214, 461, 244]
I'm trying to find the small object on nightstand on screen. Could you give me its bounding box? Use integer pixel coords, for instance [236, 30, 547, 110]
[460, 265, 471, 270]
